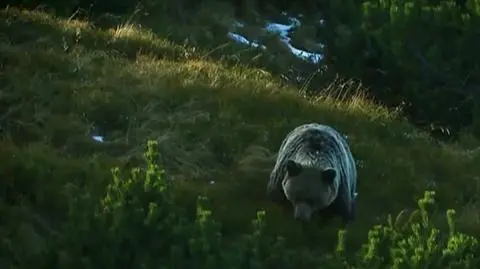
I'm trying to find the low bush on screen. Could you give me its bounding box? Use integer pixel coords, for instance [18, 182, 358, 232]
[8, 140, 474, 269]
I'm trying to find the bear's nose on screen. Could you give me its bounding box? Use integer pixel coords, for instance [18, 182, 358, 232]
[294, 214, 307, 221]
[294, 210, 311, 221]
[294, 203, 312, 221]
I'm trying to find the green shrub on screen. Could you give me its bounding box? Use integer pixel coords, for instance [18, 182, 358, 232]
[316, 0, 480, 139]
[23, 140, 475, 269]
[355, 191, 479, 268]
[47, 140, 316, 269]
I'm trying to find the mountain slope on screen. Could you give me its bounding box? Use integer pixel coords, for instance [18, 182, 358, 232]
[1, 7, 480, 267]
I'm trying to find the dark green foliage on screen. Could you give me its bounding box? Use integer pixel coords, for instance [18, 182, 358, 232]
[37, 141, 325, 269]
[5, 140, 479, 268]
[316, 0, 480, 140]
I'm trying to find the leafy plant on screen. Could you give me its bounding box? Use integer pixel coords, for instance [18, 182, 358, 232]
[47, 141, 479, 269]
[355, 191, 479, 269]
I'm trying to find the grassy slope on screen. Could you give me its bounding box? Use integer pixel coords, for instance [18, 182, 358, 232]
[1, 6, 480, 258]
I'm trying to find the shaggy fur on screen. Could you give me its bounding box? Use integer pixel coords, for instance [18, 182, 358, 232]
[267, 123, 357, 224]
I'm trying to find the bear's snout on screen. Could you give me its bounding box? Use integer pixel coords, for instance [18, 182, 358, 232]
[294, 203, 313, 221]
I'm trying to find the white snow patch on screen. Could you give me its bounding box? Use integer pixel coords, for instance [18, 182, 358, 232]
[233, 20, 245, 28]
[227, 16, 323, 64]
[264, 19, 322, 64]
[227, 32, 266, 49]
[92, 135, 104, 142]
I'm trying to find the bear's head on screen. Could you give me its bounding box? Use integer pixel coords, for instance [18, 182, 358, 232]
[281, 159, 338, 222]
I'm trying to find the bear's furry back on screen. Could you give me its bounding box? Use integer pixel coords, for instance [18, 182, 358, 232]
[267, 123, 357, 203]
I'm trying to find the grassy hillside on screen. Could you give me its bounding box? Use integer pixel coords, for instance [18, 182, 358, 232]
[1, 5, 480, 268]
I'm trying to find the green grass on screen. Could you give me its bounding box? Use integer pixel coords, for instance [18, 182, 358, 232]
[1, 5, 480, 268]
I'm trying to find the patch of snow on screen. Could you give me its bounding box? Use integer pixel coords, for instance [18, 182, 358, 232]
[92, 135, 104, 142]
[233, 20, 245, 28]
[264, 20, 323, 64]
[265, 22, 294, 40]
[227, 32, 266, 49]
[289, 17, 301, 27]
[287, 44, 323, 64]
[227, 16, 324, 64]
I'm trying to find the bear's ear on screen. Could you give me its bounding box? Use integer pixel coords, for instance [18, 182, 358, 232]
[286, 160, 302, 177]
[321, 168, 336, 184]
